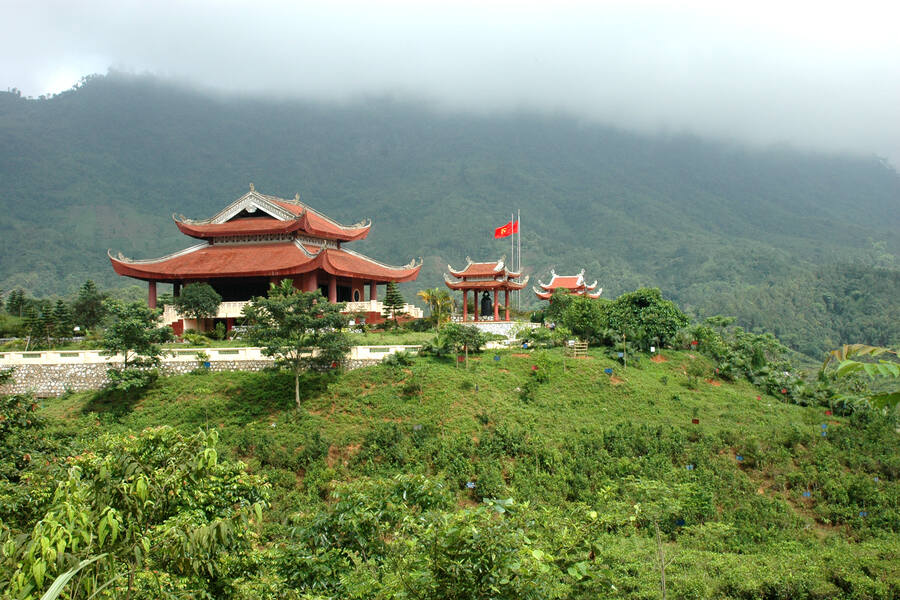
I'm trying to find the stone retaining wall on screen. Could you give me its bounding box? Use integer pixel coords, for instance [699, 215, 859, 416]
[1, 358, 381, 397]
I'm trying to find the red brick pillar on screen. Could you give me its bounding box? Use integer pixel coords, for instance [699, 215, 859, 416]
[493, 289, 499, 321]
[462, 290, 468, 321]
[369, 281, 377, 301]
[225, 317, 234, 332]
[148, 281, 157, 309]
[304, 271, 318, 292]
[328, 276, 337, 303]
[504, 289, 510, 321]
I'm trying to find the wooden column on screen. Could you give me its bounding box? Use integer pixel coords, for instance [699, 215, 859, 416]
[504, 289, 510, 321]
[148, 281, 157, 309]
[173, 283, 181, 297]
[474, 290, 479, 321]
[493, 289, 499, 321]
[369, 281, 377, 301]
[328, 276, 337, 303]
[462, 290, 468, 321]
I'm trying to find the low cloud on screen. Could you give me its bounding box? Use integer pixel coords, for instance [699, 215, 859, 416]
[3, 0, 899, 163]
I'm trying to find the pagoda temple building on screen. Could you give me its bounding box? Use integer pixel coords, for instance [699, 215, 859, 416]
[533, 269, 602, 300]
[443, 258, 528, 322]
[109, 185, 422, 333]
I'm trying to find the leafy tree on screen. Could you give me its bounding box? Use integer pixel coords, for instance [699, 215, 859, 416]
[101, 300, 173, 390]
[604, 288, 689, 349]
[559, 295, 608, 343]
[242, 283, 350, 408]
[425, 323, 488, 363]
[173, 282, 222, 322]
[417, 287, 454, 331]
[822, 344, 900, 410]
[72, 280, 107, 330]
[382, 281, 406, 327]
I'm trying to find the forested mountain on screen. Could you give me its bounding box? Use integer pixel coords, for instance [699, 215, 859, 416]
[1, 73, 898, 356]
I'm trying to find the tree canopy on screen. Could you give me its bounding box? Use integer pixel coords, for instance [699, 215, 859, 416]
[173, 282, 222, 321]
[242, 283, 350, 407]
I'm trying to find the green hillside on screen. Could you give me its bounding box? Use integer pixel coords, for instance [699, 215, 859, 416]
[5, 348, 899, 598]
[1, 73, 898, 356]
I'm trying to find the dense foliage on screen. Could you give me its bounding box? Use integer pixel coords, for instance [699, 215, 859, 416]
[3, 340, 897, 599]
[0, 426, 267, 599]
[1, 74, 898, 356]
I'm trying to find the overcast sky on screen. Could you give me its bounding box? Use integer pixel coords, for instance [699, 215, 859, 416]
[3, 0, 899, 164]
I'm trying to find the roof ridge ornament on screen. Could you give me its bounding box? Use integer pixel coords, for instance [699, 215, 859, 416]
[294, 192, 300, 204]
[249, 182, 255, 192]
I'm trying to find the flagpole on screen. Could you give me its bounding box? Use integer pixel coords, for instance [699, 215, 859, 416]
[517, 208, 521, 310]
[510, 212, 514, 278]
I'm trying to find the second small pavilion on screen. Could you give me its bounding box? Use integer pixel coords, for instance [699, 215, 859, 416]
[444, 257, 528, 322]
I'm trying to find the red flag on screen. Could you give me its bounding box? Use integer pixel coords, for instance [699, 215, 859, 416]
[494, 220, 519, 238]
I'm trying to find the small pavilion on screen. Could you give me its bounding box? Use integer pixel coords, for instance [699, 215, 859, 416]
[534, 269, 602, 300]
[444, 257, 528, 322]
[109, 184, 422, 333]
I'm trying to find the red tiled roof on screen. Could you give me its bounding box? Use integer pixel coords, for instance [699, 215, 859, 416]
[446, 258, 524, 279]
[109, 242, 420, 282]
[175, 217, 306, 238]
[443, 274, 529, 291]
[270, 200, 370, 241]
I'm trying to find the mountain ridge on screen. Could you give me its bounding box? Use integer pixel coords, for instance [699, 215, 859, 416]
[1, 73, 897, 355]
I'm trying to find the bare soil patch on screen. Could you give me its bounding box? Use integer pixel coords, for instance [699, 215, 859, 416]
[610, 376, 625, 385]
[511, 353, 530, 358]
[705, 378, 722, 387]
[651, 354, 668, 363]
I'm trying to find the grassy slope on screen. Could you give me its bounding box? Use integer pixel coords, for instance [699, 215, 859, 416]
[43, 349, 900, 597]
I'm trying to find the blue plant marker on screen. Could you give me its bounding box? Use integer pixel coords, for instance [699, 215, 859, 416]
[523, 343, 528, 349]
[617, 352, 624, 358]
[204, 361, 211, 368]
[874, 477, 880, 482]
[736, 455, 744, 462]
[821, 423, 827, 429]
[604, 368, 613, 375]
[822, 431, 827, 437]
[466, 481, 476, 489]
[494, 355, 501, 362]
[675, 518, 685, 527]
[686, 464, 694, 471]
[859, 511, 868, 517]
[803, 491, 811, 498]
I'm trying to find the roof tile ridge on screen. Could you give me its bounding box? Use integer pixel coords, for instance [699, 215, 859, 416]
[338, 247, 422, 270]
[293, 239, 324, 258]
[108, 242, 208, 264]
[298, 200, 371, 231]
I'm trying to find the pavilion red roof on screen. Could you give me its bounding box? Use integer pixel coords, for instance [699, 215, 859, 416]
[174, 217, 306, 238]
[446, 257, 521, 279]
[109, 242, 421, 283]
[443, 274, 528, 291]
[443, 257, 528, 292]
[173, 188, 371, 242]
[534, 269, 602, 300]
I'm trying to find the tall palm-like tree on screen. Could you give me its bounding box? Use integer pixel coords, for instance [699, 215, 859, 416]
[417, 287, 455, 331]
